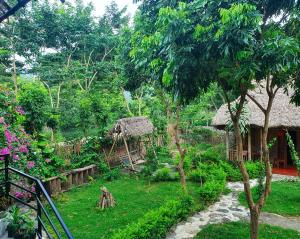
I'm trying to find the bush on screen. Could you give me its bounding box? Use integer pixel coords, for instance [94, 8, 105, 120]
[112, 196, 194, 239]
[18, 81, 51, 134]
[199, 144, 226, 163]
[103, 168, 121, 181]
[175, 153, 192, 172]
[152, 168, 179, 182]
[220, 161, 263, 182]
[219, 161, 242, 181]
[245, 161, 262, 179]
[142, 146, 173, 176]
[199, 180, 226, 203]
[189, 163, 226, 183]
[188, 168, 207, 184]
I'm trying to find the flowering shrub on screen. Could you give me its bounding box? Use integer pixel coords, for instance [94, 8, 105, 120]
[0, 86, 30, 162]
[0, 87, 65, 200]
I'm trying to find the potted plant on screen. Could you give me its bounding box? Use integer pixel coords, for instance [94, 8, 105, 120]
[20, 213, 36, 239]
[10, 211, 36, 239]
[5, 206, 21, 237]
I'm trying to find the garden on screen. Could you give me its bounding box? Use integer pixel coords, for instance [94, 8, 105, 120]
[0, 0, 300, 239]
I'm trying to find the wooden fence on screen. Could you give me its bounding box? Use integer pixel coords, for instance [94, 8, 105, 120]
[43, 164, 98, 196]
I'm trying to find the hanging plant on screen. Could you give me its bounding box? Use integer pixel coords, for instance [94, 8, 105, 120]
[226, 102, 250, 136]
[285, 131, 300, 176]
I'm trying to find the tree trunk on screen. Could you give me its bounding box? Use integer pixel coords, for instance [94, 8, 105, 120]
[250, 208, 259, 239]
[12, 54, 18, 96]
[173, 105, 187, 194]
[56, 84, 62, 109]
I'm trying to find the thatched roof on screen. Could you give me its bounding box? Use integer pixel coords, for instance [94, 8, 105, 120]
[109, 116, 154, 138]
[212, 84, 300, 128]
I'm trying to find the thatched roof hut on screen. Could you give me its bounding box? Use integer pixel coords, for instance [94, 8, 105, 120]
[212, 84, 300, 174]
[212, 84, 300, 129]
[108, 116, 154, 139]
[106, 117, 155, 170]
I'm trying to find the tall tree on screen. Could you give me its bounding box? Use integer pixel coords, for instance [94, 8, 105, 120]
[131, 1, 300, 238]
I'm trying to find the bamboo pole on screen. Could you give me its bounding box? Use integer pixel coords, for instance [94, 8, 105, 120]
[248, 127, 252, 161]
[123, 136, 135, 170]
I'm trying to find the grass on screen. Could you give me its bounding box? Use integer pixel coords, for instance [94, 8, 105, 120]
[195, 221, 300, 239]
[239, 180, 300, 216]
[50, 176, 202, 239]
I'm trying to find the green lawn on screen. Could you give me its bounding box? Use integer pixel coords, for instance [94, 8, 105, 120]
[195, 221, 300, 239]
[51, 177, 201, 239]
[239, 180, 300, 216]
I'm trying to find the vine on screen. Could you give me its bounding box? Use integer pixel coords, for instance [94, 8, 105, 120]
[286, 131, 300, 176]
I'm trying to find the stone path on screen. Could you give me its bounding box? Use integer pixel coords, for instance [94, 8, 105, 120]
[166, 174, 299, 239]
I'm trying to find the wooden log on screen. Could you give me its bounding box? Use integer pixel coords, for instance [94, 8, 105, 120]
[78, 171, 83, 185]
[66, 173, 72, 190]
[83, 170, 88, 183]
[97, 186, 116, 209]
[72, 172, 78, 186]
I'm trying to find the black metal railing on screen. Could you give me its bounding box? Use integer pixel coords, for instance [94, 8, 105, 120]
[0, 153, 74, 239]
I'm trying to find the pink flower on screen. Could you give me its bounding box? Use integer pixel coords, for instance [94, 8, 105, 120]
[27, 161, 35, 169]
[4, 130, 13, 143]
[0, 148, 10, 155]
[15, 106, 25, 115]
[0, 117, 4, 124]
[45, 158, 51, 163]
[12, 154, 19, 161]
[14, 191, 24, 199]
[31, 186, 35, 193]
[19, 145, 28, 154]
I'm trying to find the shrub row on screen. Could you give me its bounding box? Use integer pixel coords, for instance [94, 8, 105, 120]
[220, 161, 263, 182]
[112, 196, 194, 239]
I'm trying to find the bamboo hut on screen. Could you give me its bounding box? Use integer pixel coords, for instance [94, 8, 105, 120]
[212, 84, 300, 173]
[106, 116, 155, 170]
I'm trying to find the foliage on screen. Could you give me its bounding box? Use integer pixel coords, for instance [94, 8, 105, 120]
[24, 135, 65, 179]
[103, 168, 121, 181]
[189, 163, 226, 183]
[286, 131, 300, 176]
[199, 144, 226, 163]
[4, 206, 36, 238]
[199, 179, 226, 203]
[112, 196, 194, 239]
[220, 161, 263, 182]
[17, 81, 51, 135]
[0, 86, 30, 161]
[175, 152, 192, 172]
[52, 177, 201, 239]
[226, 104, 250, 136]
[195, 221, 300, 239]
[152, 167, 179, 182]
[69, 137, 101, 170]
[239, 180, 300, 217]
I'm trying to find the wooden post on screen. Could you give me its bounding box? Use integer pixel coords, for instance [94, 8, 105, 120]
[149, 135, 157, 159]
[106, 138, 117, 168]
[260, 127, 263, 162]
[248, 127, 252, 161]
[123, 136, 135, 170]
[225, 130, 230, 160]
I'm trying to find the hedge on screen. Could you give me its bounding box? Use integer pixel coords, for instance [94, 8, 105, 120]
[112, 196, 194, 239]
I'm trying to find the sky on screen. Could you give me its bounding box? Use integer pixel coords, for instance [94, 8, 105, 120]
[81, 0, 139, 18]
